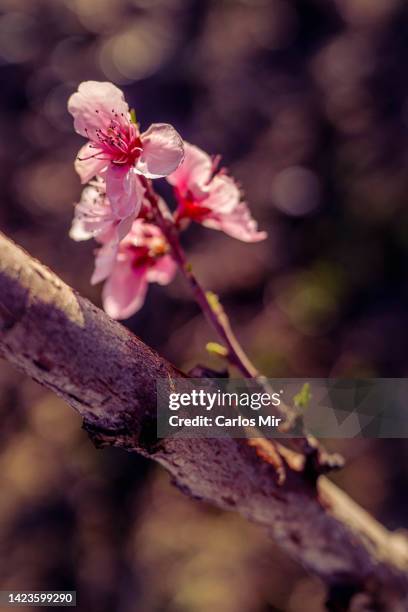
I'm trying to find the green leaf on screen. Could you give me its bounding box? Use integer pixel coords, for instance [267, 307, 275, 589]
[206, 342, 228, 358]
[293, 383, 311, 410]
[130, 108, 138, 125]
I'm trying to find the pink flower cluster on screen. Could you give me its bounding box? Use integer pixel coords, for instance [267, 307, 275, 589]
[68, 81, 266, 319]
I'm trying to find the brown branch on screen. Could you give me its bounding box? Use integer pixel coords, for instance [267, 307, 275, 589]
[0, 231, 407, 610]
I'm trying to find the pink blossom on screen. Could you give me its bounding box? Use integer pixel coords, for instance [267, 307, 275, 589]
[92, 219, 176, 320]
[68, 81, 184, 219]
[167, 143, 267, 242]
[70, 176, 144, 246]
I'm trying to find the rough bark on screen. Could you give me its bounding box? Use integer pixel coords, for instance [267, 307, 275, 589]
[0, 231, 407, 610]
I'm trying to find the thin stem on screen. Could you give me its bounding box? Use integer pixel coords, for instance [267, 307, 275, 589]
[141, 180, 344, 472]
[142, 179, 259, 378]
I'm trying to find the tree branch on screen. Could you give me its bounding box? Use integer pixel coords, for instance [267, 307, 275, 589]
[0, 232, 407, 610]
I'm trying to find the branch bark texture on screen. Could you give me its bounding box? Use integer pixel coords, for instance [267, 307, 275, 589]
[0, 232, 407, 610]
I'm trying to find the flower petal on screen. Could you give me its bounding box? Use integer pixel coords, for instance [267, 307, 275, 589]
[70, 217, 92, 242]
[102, 261, 148, 319]
[105, 166, 145, 219]
[203, 175, 241, 214]
[91, 240, 119, 285]
[167, 142, 212, 196]
[74, 143, 108, 184]
[116, 214, 136, 242]
[70, 182, 114, 241]
[146, 255, 177, 285]
[203, 202, 267, 243]
[68, 81, 130, 140]
[136, 123, 184, 179]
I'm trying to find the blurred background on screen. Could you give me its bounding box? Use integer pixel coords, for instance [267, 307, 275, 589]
[0, 0, 408, 610]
